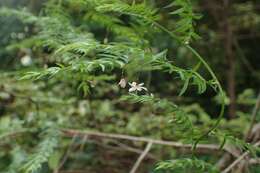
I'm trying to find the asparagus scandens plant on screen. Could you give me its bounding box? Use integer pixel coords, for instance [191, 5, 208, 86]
[2, 0, 255, 173]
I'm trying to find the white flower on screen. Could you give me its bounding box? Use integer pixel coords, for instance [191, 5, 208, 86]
[21, 55, 32, 66]
[128, 82, 148, 92]
[118, 78, 127, 88]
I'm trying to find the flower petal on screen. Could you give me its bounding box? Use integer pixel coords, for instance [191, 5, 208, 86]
[137, 87, 142, 91]
[118, 78, 126, 88]
[128, 82, 136, 87]
[129, 87, 136, 92]
[141, 87, 148, 91]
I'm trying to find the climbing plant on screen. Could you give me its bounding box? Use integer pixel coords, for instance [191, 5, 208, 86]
[0, 0, 259, 173]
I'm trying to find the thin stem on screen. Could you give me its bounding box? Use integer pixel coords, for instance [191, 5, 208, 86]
[152, 21, 225, 150]
[54, 135, 77, 173]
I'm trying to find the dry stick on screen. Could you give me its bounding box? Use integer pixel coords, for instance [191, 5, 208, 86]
[83, 138, 156, 159]
[249, 158, 260, 165]
[108, 139, 156, 159]
[54, 135, 78, 173]
[62, 129, 236, 156]
[226, 91, 260, 172]
[129, 141, 153, 173]
[222, 141, 260, 173]
[245, 92, 260, 141]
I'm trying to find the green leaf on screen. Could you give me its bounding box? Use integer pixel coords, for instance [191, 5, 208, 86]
[179, 77, 190, 96]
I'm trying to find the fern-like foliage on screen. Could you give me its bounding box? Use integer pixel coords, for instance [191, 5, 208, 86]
[155, 158, 219, 173]
[0, 115, 26, 138]
[166, 0, 201, 43]
[94, 0, 160, 25]
[21, 128, 60, 173]
[0, 2, 211, 97]
[0, 7, 38, 24]
[121, 94, 194, 137]
[20, 67, 62, 80]
[120, 93, 156, 104]
[84, 11, 143, 44]
[214, 130, 259, 156]
[151, 53, 208, 95]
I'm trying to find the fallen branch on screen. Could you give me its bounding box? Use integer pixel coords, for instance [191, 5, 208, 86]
[61, 129, 235, 155]
[84, 138, 156, 159]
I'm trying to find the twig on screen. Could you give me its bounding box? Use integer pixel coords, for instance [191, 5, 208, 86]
[83, 138, 156, 159]
[233, 38, 257, 75]
[108, 139, 156, 159]
[222, 141, 260, 173]
[61, 129, 235, 155]
[220, 92, 260, 172]
[249, 158, 260, 165]
[54, 135, 78, 173]
[245, 92, 260, 140]
[129, 141, 153, 173]
[0, 129, 28, 140]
